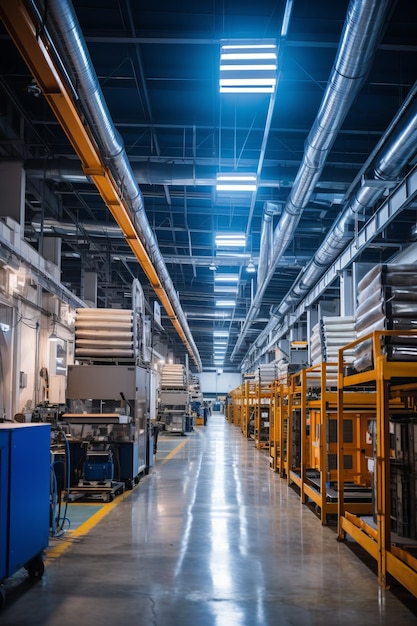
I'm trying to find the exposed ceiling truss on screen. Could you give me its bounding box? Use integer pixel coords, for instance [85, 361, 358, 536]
[0, 0, 417, 372]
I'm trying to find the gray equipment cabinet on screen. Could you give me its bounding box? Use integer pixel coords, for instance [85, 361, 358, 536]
[65, 364, 149, 487]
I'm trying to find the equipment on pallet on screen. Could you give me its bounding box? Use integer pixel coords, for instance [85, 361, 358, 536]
[74, 441, 124, 503]
[83, 443, 114, 482]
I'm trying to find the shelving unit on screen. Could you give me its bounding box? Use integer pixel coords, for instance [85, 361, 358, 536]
[296, 362, 373, 524]
[269, 378, 289, 476]
[287, 369, 308, 494]
[241, 380, 256, 439]
[254, 382, 272, 450]
[337, 330, 417, 597]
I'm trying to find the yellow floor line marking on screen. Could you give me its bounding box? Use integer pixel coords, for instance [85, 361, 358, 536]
[46, 489, 133, 564]
[160, 437, 189, 463]
[46, 437, 191, 564]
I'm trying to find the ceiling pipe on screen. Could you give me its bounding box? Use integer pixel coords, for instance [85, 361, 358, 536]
[246, 91, 417, 365]
[230, 0, 392, 361]
[23, 158, 355, 189]
[20, 0, 202, 370]
[257, 202, 282, 287]
[278, 92, 417, 317]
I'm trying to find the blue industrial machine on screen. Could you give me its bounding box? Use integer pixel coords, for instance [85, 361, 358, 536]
[83, 444, 114, 482]
[0, 423, 51, 608]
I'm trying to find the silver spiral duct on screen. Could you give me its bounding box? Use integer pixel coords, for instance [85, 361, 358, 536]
[247, 87, 417, 364]
[40, 0, 201, 370]
[231, 0, 392, 361]
[24, 158, 304, 189]
[277, 92, 417, 318]
[257, 202, 282, 287]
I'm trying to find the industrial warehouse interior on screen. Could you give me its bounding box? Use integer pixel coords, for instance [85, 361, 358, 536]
[1, 0, 417, 623]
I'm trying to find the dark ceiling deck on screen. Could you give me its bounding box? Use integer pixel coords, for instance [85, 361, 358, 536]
[1, 0, 417, 371]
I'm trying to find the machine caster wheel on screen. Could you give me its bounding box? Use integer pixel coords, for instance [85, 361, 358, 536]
[127, 480, 133, 490]
[0, 586, 6, 611]
[102, 493, 110, 502]
[25, 555, 45, 579]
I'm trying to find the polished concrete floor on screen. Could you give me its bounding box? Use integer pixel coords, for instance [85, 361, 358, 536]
[2, 412, 417, 625]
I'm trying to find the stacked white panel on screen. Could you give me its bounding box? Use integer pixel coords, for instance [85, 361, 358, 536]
[309, 316, 356, 367]
[256, 363, 277, 383]
[160, 364, 187, 389]
[75, 308, 135, 361]
[354, 264, 417, 371]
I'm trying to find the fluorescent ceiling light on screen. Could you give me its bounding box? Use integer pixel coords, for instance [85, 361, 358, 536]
[215, 233, 246, 247]
[220, 63, 277, 71]
[221, 86, 276, 94]
[214, 274, 239, 283]
[213, 331, 229, 337]
[221, 54, 277, 62]
[221, 43, 277, 50]
[220, 40, 277, 94]
[220, 78, 276, 86]
[216, 173, 257, 192]
[215, 252, 250, 258]
[281, 0, 294, 38]
[62, 252, 81, 258]
[215, 300, 236, 307]
[214, 285, 238, 294]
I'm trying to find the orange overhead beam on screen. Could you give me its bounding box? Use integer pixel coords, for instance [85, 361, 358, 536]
[0, 0, 197, 363]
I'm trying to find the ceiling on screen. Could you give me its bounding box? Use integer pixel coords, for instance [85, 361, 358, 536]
[1, 0, 417, 373]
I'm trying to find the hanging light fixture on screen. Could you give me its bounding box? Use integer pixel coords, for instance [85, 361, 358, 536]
[246, 260, 256, 273]
[48, 315, 59, 341]
[209, 261, 217, 271]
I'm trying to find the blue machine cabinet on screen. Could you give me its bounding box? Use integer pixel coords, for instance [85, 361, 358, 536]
[0, 423, 50, 584]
